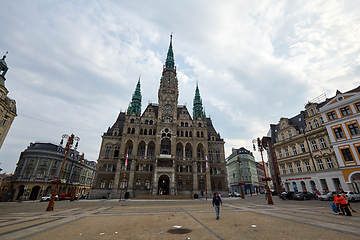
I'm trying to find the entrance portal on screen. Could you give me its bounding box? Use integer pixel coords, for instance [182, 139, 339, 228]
[158, 175, 170, 195]
[29, 186, 41, 200]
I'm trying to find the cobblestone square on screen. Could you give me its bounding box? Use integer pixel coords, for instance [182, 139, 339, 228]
[1, 196, 360, 240]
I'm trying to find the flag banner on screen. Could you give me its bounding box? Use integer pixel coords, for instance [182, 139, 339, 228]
[125, 152, 129, 168]
[205, 155, 209, 169]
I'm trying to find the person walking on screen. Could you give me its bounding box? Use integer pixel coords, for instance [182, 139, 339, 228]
[212, 192, 222, 220]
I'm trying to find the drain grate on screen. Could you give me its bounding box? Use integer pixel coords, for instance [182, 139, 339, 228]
[167, 228, 192, 234]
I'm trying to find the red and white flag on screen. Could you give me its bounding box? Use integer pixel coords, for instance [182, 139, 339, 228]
[205, 155, 209, 169]
[125, 152, 129, 168]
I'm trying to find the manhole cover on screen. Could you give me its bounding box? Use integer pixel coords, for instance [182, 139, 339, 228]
[167, 228, 192, 234]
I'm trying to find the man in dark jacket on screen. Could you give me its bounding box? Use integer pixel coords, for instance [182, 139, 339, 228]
[212, 192, 222, 220]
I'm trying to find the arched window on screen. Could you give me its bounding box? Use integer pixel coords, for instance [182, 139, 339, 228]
[105, 146, 111, 158]
[127, 128, 131, 134]
[177, 131, 179, 137]
[140, 129, 143, 135]
[198, 123, 202, 127]
[130, 119, 135, 123]
[149, 120, 153, 125]
[145, 120, 149, 125]
[185, 131, 188, 137]
[201, 132, 204, 138]
[197, 131, 200, 138]
[189, 131, 192, 137]
[181, 122, 184, 127]
[149, 129, 153, 135]
[144, 129, 147, 135]
[185, 122, 188, 127]
[114, 146, 119, 158]
[131, 128, 135, 134]
[181, 131, 184, 137]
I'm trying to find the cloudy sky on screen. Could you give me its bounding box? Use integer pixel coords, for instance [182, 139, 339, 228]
[1, 1, 360, 173]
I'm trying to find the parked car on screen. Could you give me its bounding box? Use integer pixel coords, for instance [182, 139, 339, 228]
[344, 192, 360, 202]
[233, 192, 241, 197]
[318, 191, 337, 201]
[293, 192, 314, 200]
[280, 191, 295, 200]
[40, 194, 58, 202]
[59, 193, 71, 200]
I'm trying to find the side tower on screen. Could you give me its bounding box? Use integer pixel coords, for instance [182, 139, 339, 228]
[0, 53, 17, 149]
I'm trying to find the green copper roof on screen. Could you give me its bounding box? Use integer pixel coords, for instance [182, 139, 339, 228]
[165, 35, 175, 69]
[127, 78, 142, 116]
[193, 84, 205, 119]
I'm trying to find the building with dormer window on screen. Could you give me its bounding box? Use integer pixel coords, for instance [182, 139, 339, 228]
[90, 36, 228, 199]
[319, 86, 360, 192]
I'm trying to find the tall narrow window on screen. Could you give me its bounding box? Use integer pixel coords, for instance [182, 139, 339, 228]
[304, 161, 311, 171]
[347, 123, 360, 136]
[296, 162, 302, 173]
[314, 119, 319, 128]
[319, 138, 327, 149]
[341, 148, 354, 162]
[326, 158, 334, 168]
[333, 127, 344, 139]
[300, 144, 306, 153]
[288, 163, 293, 173]
[281, 165, 286, 175]
[292, 146, 297, 155]
[311, 140, 318, 150]
[285, 148, 289, 157]
[317, 159, 324, 170]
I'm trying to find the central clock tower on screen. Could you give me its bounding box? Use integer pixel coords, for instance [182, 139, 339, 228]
[158, 35, 179, 123]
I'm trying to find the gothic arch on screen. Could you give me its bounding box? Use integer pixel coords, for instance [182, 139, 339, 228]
[124, 140, 133, 156]
[138, 141, 146, 156]
[147, 141, 155, 158]
[185, 143, 193, 159]
[197, 143, 205, 160]
[176, 142, 184, 159]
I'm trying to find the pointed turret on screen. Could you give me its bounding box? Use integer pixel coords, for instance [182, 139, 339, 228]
[127, 77, 142, 116]
[193, 84, 205, 119]
[165, 34, 175, 69]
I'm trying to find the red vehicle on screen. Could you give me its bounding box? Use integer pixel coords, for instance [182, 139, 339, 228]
[59, 193, 71, 200]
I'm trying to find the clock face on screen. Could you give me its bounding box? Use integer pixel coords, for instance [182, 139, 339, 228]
[163, 104, 173, 114]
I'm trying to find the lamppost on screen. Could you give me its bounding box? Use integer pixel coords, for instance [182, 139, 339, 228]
[237, 156, 245, 199]
[252, 137, 273, 205]
[46, 134, 80, 211]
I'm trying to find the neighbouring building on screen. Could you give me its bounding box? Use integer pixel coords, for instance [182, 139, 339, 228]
[255, 162, 266, 193]
[90, 36, 228, 199]
[0, 173, 12, 201]
[269, 99, 341, 193]
[226, 147, 259, 194]
[11, 142, 96, 201]
[319, 86, 360, 192]
[0, 53, 17, 149]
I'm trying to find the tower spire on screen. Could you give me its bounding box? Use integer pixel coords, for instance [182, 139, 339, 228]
[127, 77, 142, 116]
[193, 84, 205, 119]
[165, 34, 175, 69]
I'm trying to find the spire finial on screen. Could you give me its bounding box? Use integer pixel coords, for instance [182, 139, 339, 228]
[2, 51, 8, 60]
[165, 34, 175, 69]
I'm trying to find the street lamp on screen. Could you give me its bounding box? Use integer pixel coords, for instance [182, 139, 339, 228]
[46, 134, 80, 211]
[252, 137, 273, 205]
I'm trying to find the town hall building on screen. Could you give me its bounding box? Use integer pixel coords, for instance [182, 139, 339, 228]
[90, 36, 228, 198]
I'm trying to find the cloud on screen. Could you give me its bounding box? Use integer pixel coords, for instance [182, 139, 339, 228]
[1, 0, 359, 172]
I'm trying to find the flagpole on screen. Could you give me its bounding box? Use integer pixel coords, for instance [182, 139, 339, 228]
[205, 154, 208, 200]
[119, 152, 128, 202]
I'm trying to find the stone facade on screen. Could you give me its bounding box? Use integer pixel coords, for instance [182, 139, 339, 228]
[319, 86, 360, 193]
[11, 142, 96, 201]
[226, 147, 259, 194]
[0, 53, 16, 149]
[91, 36, 228, 199]
[269, 100, 341, 193]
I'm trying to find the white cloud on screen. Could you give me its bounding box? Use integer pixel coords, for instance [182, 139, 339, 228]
[1, 0, 359, 173]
